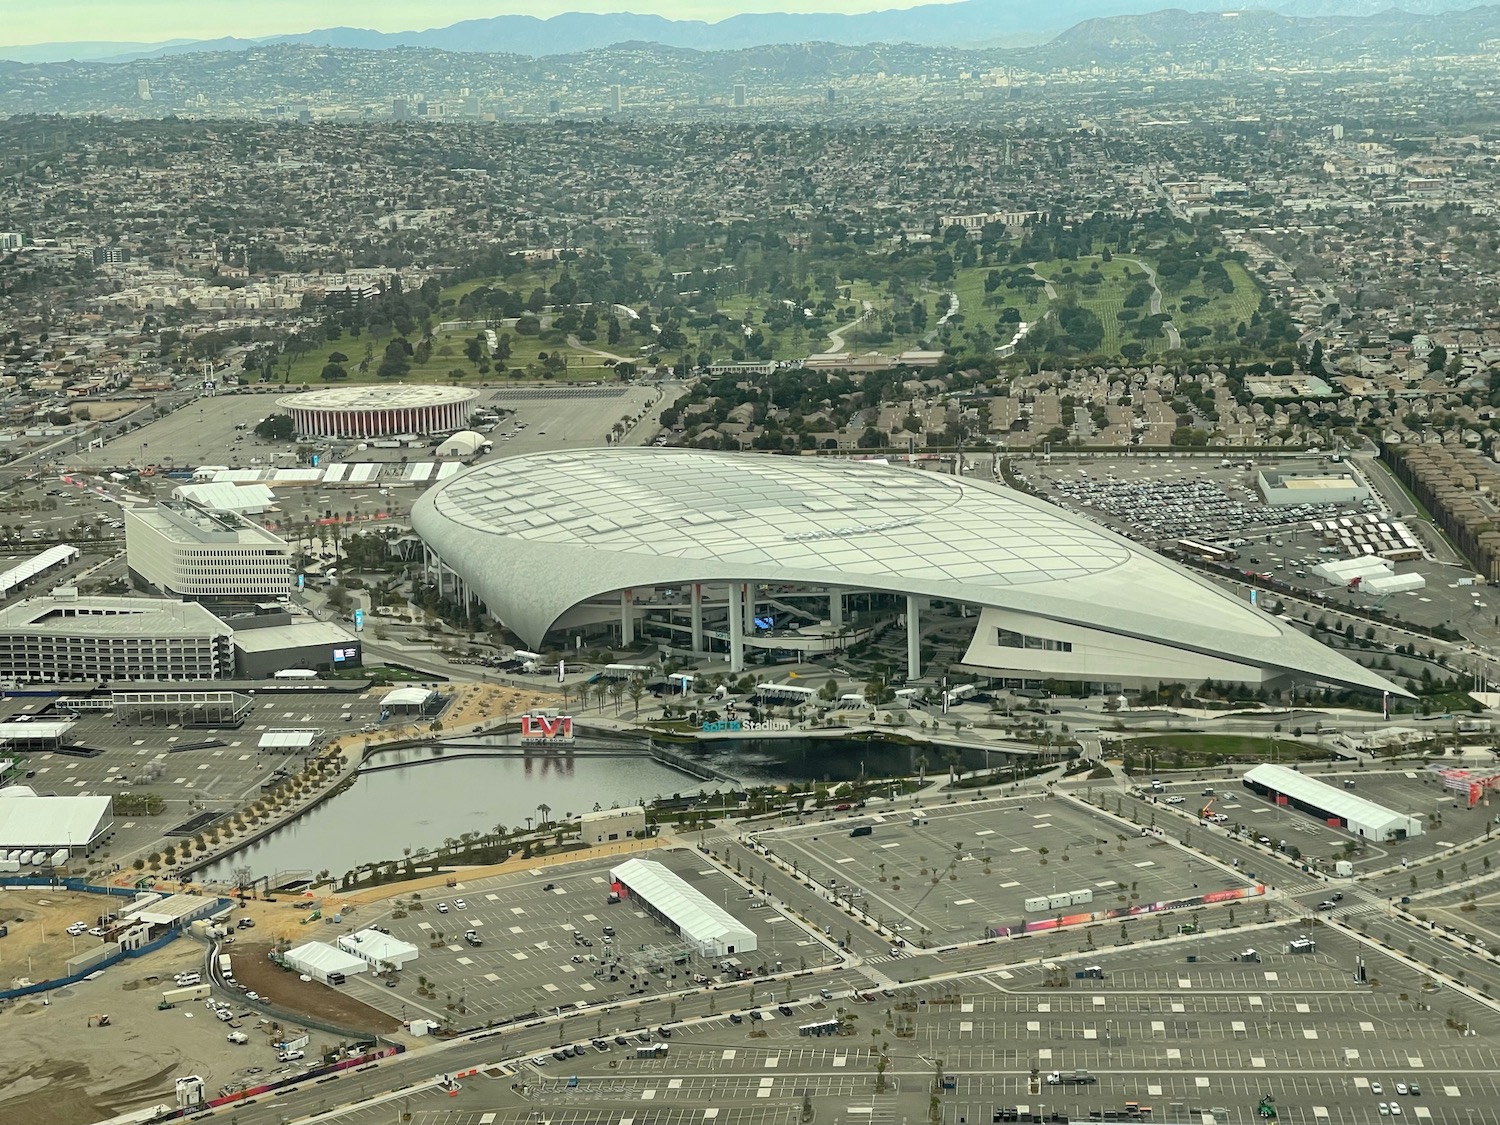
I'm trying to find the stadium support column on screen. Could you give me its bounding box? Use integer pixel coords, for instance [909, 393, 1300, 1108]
[906, 595, 921, 681]
[728, 582, 745, 673]
[691, 583, 703, 655]
[830, 590, 844, 631]
[621, 589, 634, 646]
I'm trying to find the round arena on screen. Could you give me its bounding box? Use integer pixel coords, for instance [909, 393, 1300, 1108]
[277, 384, 479, 439]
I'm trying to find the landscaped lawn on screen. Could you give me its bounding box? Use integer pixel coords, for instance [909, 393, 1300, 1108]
[1118, 732, 1332, 765]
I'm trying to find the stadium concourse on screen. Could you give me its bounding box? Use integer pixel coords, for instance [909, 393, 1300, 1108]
[410, 449, 1406, 698]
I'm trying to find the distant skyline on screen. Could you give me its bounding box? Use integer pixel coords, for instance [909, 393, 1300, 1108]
[4, 0, 967, 46]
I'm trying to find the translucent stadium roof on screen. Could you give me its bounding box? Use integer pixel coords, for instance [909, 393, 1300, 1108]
[412, 449, 1404, 695]
[429, 451, 1128, 587]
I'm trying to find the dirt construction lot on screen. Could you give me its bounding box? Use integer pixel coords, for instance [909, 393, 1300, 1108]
[0, 935, 239, 1125]
[228, 941, 401, 1038]
[0, 887, 121, 984]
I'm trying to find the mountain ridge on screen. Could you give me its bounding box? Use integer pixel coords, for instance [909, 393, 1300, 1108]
[4, 0, 1274, 62]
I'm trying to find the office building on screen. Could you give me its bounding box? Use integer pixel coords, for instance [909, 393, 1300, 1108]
[733, 83, 747, 107]
[125, 502, 294, 603]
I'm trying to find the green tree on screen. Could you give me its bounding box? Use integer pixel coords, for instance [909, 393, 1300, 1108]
[254, 414, 295, 441]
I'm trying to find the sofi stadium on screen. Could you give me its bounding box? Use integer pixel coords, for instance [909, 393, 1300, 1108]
[409, 449, 1403, 697]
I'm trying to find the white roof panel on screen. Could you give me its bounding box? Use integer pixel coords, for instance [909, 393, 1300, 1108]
[258, 730, 320, 749]
[0, 792, 111, 849]
[0, 544, 80, 597]
[1243, 763, 1422, 836]
[610, 857, 756, 952]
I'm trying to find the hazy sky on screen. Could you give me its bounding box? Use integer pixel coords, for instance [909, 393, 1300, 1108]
[6, 0, 947, 45]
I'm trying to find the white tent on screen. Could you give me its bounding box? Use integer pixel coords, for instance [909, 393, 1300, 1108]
[381, 687, 438, 711]
[170, 482, 276, 515]
[610, 857, 756, 957]
[437, 430, 487, 458]
[0, 788, 113, 853]
[338, 928, 419, 969]
[284, 940, 369, 983]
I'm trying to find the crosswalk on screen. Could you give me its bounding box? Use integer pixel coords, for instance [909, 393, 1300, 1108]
[1276, 877, 1328, 896]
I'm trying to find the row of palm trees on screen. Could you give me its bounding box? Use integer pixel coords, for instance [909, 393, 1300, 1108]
[558, 677, 648, 716]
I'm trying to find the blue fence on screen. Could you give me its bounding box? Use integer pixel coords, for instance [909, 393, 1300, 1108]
[0, 882, 231, 1001]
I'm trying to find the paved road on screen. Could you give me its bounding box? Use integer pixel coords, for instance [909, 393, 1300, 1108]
[1117, 256, 1180, 349]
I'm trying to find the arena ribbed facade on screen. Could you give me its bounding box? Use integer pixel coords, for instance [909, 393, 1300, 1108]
[277, 385, 478, 439]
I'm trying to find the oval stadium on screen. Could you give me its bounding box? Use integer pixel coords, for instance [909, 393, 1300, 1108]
[277, 384, 479, 439]
[410, 449, 1404, 698]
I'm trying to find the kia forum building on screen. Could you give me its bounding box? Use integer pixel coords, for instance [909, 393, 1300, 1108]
[278, 384, 478, 439]
[410, 450, 1403, 697]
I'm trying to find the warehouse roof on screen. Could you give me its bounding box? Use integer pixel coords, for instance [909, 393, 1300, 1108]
[232, 620, 357, 652]
[170, 481, 276, 513]
[128, 893, 210, 926]
[1243, 763, 1423, 837]
[0, 544, 80, 598]
[610, 857, 756, 952]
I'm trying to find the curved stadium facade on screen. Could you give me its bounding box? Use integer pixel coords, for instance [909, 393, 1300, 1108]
[411, 449, 1403, 697]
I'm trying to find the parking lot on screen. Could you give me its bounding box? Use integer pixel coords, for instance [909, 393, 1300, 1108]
[1016, 458, 1357, 544]
[266, 917, 1500, 1125]
[340, 846, 784, 1027]
[1148, 767, 1493, 876]
[758, 795, 1254, 947]
[2, 686, 389, 870]
[921, 924, 1498, 1125]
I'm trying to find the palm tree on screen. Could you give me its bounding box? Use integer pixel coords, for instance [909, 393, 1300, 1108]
[537, 802, 552, 828]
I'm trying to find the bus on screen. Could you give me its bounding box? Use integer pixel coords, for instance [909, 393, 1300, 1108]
[1176, 538, 1236, 563]
[799, 1019, 841, 1037]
